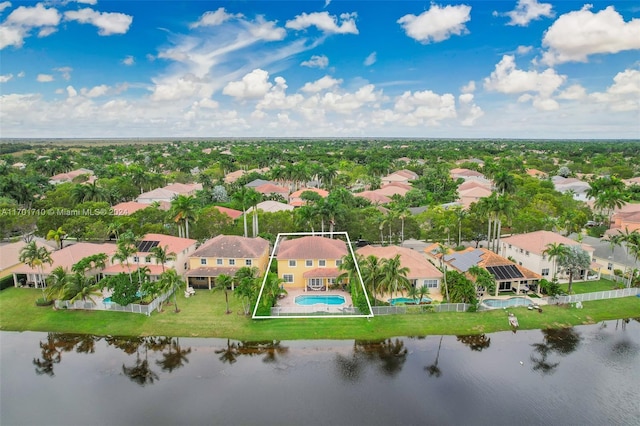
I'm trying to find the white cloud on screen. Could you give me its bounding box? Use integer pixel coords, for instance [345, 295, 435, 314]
[484, 55, 565, 110]
[64, 8, 133, 35]
[363, 51, 376, 66]
[55, 66, 72, 80]
[257, 76, 304, 110]
[190, 7, 242, 28]
[503, 0, 554, 26]
[17, 71, 24, 78]
[458, 93, 484, 126]
[319, 84, 382, 114]
[0, 73, 12, 82]
[122, 55, 134, 65]
[0, 2, 11, 13]
[590, 68, 640, 112]
[286, 11, 358, 34]
[36, 74, 54, 82]
[324, 0, 331, 8]
[223, 68, 273, 100]
[0, 3, 60, 48]
[461, 81, 475, 93]
[516, 45, 533, 55]
[301, 54, 329, 68]
[81, 84, 108, 98]
[66, 85, 77, 97]
[541, 5, 640, 65]
[557, 84, 587, 100]
[394, 90, 456, 124]
[150, 74, 215, 102]
[397, 4, 471, 44]
[247, 15, 286, 41]
[301, 75, 342, 93]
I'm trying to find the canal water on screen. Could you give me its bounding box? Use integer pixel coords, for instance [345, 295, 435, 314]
[1, 319, 638, 425]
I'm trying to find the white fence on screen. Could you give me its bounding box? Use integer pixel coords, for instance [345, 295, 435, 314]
[372, 303, 470, 315]
[55, 289, 175, 316]
[269, 306, 363, 316]
[542, 287, 640, 305]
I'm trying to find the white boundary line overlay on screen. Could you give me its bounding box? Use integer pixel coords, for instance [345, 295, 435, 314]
[252, 231, 374, 319]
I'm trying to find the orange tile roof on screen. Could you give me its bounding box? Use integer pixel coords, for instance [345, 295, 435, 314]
[277, 236, 347, 259]
[357, 245, 442, 279]
[192, 235, 269, 258]
[501, 230, 593, 255]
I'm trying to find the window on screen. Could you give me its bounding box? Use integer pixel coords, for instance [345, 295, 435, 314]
[525, 251, 530, 256]
[305, 259, 313, 267]
[424, 279, 438, 288]
[328, 278, 336, 285]
[499, 282, 512, 291]
[145, 256, 151, 263]
[519, 249, 524, 253]
[319, 259, 326, 267]
[283, 274, 294, 283]
[216, 258, 223, 265]
[229, 259, 235, 266]
[508, 244, 512, 249]
[335, 259, 342, 267]
[410, 279, 417, 288]
[200, 258, 207, 265]
[245, 259, 252, 266]
[542, 268, 549, 276]
[542, 254, 546, 260]
[607, 262, 613, 271]
[133, 256, 139, 263]
[289, 260, 297, 267]
[308, 278, 323, 289]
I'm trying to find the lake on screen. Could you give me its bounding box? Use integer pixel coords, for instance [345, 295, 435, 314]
[1, 320, 639, 426]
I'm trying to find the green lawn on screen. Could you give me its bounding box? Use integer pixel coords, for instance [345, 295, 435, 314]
[559, 278, 623, 294]
[1, 287, 638, 340]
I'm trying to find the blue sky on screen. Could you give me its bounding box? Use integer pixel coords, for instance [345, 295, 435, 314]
[1, 0, 639, 139]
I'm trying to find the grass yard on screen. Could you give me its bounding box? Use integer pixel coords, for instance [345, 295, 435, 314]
[559, 278, 623, 294]
[1, 287, 639, 340]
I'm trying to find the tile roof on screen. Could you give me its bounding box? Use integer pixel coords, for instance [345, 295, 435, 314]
[289, 188, 329, 199]
[501, 230, 593, 255]
[12, 242, 116, 275]
[277, 236, 347, 260]
[252, 200, 294, 213]
[185, 266, 241, 277]
[255, 183, 290, 195]
[354, 191, 392, 204]
[357, 245, 442, 279]
[213, 206, 243, 220]
[303, 267, 341, 278]
[111, 201, 152, 215]
[192, 235, 269, 258]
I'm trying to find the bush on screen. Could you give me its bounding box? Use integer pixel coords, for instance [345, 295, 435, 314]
[0, 275, 14, 291]
[35, 298, 54, 307]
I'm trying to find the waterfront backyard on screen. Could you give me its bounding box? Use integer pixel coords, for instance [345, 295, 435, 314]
[1, 287, 638, 340]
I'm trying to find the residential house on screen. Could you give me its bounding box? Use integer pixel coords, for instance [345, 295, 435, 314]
[1, 240, 52, 280]
[277, 236, 347, 291]
[381, 170, 418, 185]
[450, 168, 486, 181]
[357, 245, 442, 294]
[185, 235, 270, 289]
[11, 242, 116, 287]
[254, 183, 290, 199]
[374, 184, 410, 198]
[137, 183, 202, 204]
[551, 176, 591, 202]
[110, 201, 170, 216]
[249, 200, 295, 213]
[578, 235, 640, 278]
[609, 204, 640, 233]
[213, 206, 243, 220]
[49, 168, 94, 185]
[500, 230, 595, 281]
[102, 233, 197, 279]
[289, 188, 329, 207]
[354, 191, 392, 205]
[526, 168, 549, 179]
[245, 179, 273, 188]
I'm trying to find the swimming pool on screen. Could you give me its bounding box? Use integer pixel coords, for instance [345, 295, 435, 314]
[103, 297, 112, 304]
[388, 297, 432, 305]
[482, 297, 533, 308]
[295, 295, 346, 306]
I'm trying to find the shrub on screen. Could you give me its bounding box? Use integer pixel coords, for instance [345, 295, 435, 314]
[0, 275, 14, 291]
[35, 298, 54, 307]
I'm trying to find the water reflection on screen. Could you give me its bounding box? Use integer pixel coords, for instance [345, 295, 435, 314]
[335, 338, 409, 382]
[33, 333, 191, 385]
[424, 336, 443, 378]
[456, 334, 491, 351]
[530, 327, 581, 375]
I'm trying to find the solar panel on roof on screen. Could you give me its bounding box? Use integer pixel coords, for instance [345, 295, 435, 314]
[486, 265, 524, 280]
[137, 240, 160, 252]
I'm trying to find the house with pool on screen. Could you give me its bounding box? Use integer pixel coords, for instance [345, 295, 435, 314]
[500, 230, 595, 281]
[276, 236, 347, 292]
[185, 235, 270, 290]
[357, 245, 442, 297]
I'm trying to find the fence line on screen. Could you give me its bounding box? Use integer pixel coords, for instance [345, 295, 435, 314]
[372, 303, 470, 315]
[55, 289, 175, 316]
[269, 306, 362, 316]
[542, 287, 640, 305]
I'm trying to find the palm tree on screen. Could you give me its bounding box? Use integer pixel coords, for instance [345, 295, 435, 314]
[45, 266, 70, 301]
[361, 255, 384, 305]
[46, 227, 67, 250]
[170, 195, 198, 239]
[19, 241, 53, 294]
[493, 171, 516, 195]
[66, 272, 102, 304]
[112, 231, 137, 284]
[232, 187, 252, 238]
[435, 243, 450, 303]
[151, 245, 176, 274]
[425, 336, 443, 378]
[338, 253, 364, 296]
[543, 242, 567, 281]
[468, 265, 496, 296]
[452, 206, 467, 247]
[381, 254, 410, 300]
[246, 188, 262, 237]
[160, 269, 186, 313]
[234, 266, 259, 315]
[215, 274, 234, 314]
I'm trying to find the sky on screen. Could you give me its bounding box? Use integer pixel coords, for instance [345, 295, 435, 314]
[0, 0, 639, 139]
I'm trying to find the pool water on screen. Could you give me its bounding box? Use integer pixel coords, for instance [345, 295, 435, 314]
[103, 297, 112, 304]
[388, 297, 432, 305]
[295, 295, 346, 306]
[482, 297, 533, 308]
